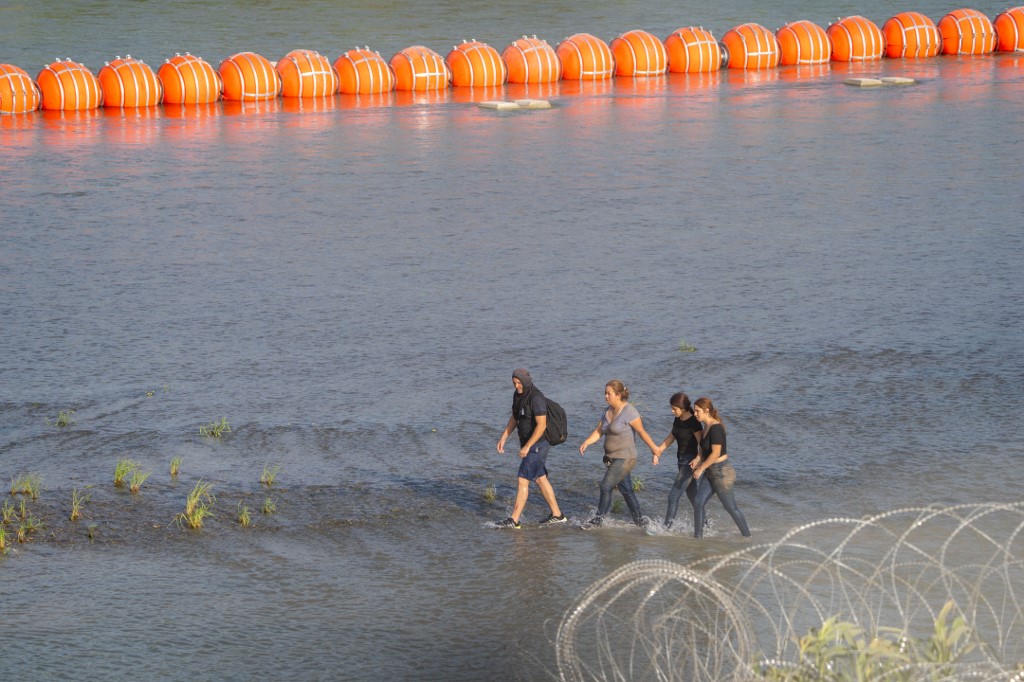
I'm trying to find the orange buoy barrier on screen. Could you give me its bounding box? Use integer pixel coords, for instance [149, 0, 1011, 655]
[994, 6, 1024, 51]
[827, 16, 885, 61]
[334, 48, 395, 94]
[97, 56, 162, 107]
[277, 49, 338, 97]
[883, 12, 941, 58]
[219, 51, 282, 101]
[390, 45, 450, 91]
[502, 36, 561, 83]
[0, 63, 41, 114]
[556, 33, 615, 80]
[446, 40, 507, 87]
[37, 59, 102, 111]
[776, 20, 832, 65]
[722, 23, 780, 69]
[158, 53, 222, 104]
[610, 29, 667, 76]
[938, 8, 997, 54]
[664, 27, 722, 72]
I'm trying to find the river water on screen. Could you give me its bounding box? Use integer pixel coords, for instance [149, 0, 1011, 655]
[2, 1, 1022, 680]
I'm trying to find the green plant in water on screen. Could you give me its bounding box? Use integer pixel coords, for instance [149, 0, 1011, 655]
[678, 338, 697, 353]
[10, 472, 41, 500]
[632, 476, 645, 492]
[0, 527, 7, 554]
[176, 480, 215, 529]
[483, 485, 497, 503]
[260, 497, 277, 515]
[237, 502, 252, 528]
[18, 499, 27, 521]
[51, 409, 76, 427]
[18, 515, 42, 542]
[169, 456, 182, 478]
[87, 524, 98, 542]
[70, 488, 89, 521]
[1, 500, 15, 525]
[129, 469, 151, 494]
[757, 601, 974, 682]
[198, 417, 231, 438]
[113, 458, 138, 488]
[259, 463, 281, 487]
[611, 500, 623, 514]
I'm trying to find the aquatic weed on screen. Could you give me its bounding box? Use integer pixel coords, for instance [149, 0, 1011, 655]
[113, 458, 138, 488]
[87, 524, 97, 542]
[169, 456, 182, 478]
[678, 338, 697, 353]
[50, 409, 76, 427]
[198, 417, 231, 438]
[70, 488, 89, 521]
[483, 485, 497, 503]
[259, 464, 281, 487]
[1, 500, 15, 525]
[236, 502, 252, 528]
[0, 527, 6, 554]
[176, 480, 215, 529]
[129, 469, 151, 494]
[632, 476, 645, 493]
[10, 473, 41, 500]
[260, 497, 277, 515]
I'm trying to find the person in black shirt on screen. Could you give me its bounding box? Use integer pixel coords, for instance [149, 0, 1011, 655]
[692, 396, 750, 537]
[495, 368, 567, 528]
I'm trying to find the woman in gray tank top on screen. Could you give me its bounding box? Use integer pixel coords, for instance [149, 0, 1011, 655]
[579, 379, 661, 526]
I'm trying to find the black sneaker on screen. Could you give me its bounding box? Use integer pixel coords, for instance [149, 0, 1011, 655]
[582, 516, 603, 528]
[496, 517, 521, 529]
[539, 513, 567, 526]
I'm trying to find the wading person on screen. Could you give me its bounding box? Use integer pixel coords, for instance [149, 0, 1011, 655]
[653, 392, 714, 536]
[691, 396, 751, 537]
[578, 380, 660, 527]
[495, 368, 567, 528]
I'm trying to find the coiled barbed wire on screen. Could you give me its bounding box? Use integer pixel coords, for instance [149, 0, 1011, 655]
[556, 502, 1024, 682]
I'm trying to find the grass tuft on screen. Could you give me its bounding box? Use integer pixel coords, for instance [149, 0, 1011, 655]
[51, 409, 76, 427]
[237, 502, 252, 527]
[632, 476, 645, 493]
[0, 527, 6, 554]
[70, 488, 89, 521]
[129, 469, 151, 494]
[175, 480, 215, 529]
[259, 464, 281, 487]
[169, 456, 182, 478]
[198, 417, 231, 438]
[260, 497, 277, 515]
[87, 524, 97, 542]
[113, 459, 138, 488]
[678, 338, 697, 353]
[1, 500, 15, 525]
[483, 485, 497, 503]
[10, 473, 41, 500]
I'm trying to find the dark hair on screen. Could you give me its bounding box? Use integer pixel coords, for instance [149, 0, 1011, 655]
[606, 379, 629, 402]
[669, 392, 692, 412]
[693, 396, 725, 432]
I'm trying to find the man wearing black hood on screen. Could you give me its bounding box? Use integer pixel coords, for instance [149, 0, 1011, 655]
[495, 368, 567, 528]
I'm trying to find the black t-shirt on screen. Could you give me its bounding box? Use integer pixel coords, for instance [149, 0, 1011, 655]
[700, 423, 727, 458]
[671, 415, 702, 464]
[512, 387, 548, 446]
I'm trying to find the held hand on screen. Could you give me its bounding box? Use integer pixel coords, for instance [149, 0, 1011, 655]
[579, 442, 587, 457]
[693, 467, 705, 480]
[652, 453, 660, 466]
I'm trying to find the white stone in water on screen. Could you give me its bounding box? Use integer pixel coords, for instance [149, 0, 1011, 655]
[881, 76, 916, 85]
[845, 78, 884, 87]
[478, 100, 520, 109]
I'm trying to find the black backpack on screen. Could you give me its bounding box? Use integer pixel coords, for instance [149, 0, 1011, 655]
[544, 399, 568, 446]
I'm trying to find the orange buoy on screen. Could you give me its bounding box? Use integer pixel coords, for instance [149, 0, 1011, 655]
[610, 29, 667, 76]
[776, 20, 832, 64]
[219, 51, 282, 101]
[502, 36, 561, 83]
[37, 59, 102, 110]
[446, 40, 507, 87]
[827, 16, 885, 61]
[277, 49, 338, 97]
[883, 12, 941, 58]
[158, 53, 222, 104]
[390, 46, 450, 91]
[938, 8, 997, 54]
[994, 6, 1024, 51]
[556, 33, 614, 80]
[97, 56, 162, 107]
[664, 27, 722, 72]
[334, 48, 395, 94]
[722, 23, 780, 69]
[0, 63, 41, 113]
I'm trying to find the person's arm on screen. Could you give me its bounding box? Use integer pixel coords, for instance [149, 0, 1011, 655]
[579, 420, 604, 456]
[653, 432, 675, 465]
[519, 414, 547, 458]
[497, 414, 517, 454]
[693, 427, 724, 479]
[629, 416, 660, 457]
